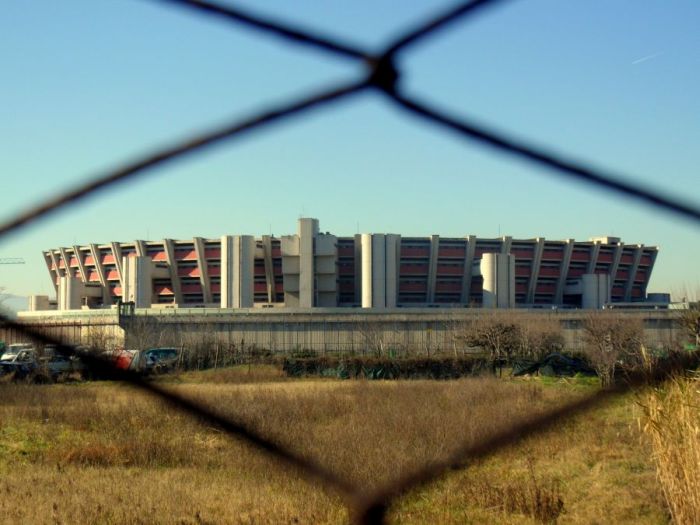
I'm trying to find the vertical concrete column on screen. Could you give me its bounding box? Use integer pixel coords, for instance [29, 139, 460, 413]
[361, 234, 374, 308]
[234, 236, 255, 308]
[586, 241, 601, 274]
[426, 235, 439, 304]
[353, 234, 362, 306]
[49, 251, 63, 280]
[582, 273, 610, 309]
[134, 240, 148, 258]
[609, 242, 624, 291]
[526, 238, 545, 304]
[58, 276, 83, 311]
[122, 255, 153, 308]
[555, 240, 574, 304]
[298, 218, 318, 308]
[193, 237, 212, 304]
[72, 245, 89, 285]
[500, 236, 512, 254]
[460, 235, 476, 304]
[163, 239, 184, 306]
[262, 235, 275, 303]
[481, 253, 515, 308]
[110, 242, 124, 289]
[385, 234, 400, 308]
[624, 245, 643, 302]
[59, 247, 73, 279]
[221, 235, 255, 308]
[89, 243, 111, 305]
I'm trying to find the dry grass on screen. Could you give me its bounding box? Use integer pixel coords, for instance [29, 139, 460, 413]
[640, 373, 700, 525]
[0, 369, 667, 524]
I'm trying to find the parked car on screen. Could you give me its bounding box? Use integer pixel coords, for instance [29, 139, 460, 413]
[110, 347, 179, 375]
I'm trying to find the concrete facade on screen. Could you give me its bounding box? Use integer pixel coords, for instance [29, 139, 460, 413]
[39, 218, 659, 312]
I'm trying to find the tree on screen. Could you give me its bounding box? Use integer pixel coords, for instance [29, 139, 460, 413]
[581, 313, 645, 388]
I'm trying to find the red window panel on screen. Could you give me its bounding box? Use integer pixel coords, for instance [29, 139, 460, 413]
[84, 255, 95, 265]
[400, 247, 430, 257]
[616, 270, 629, 281]
[567, 269, 585, 278]
[515, 283, 528, 294]
[337, 246, 354, 257]
[254, 266, 266, 277]
[211, 283, 221, 293]
[178, 267, 201, 277]
[400, 264, 429, 275]
[436, 265, 463, 275]
[112, 286, 122, 295]
[435, 282, 461, 293]
[208, 266, 221, 277]
[437, 247, 464, 258]
[541, 250, 563, 260]
[154, 285, 174, 295]
[174, 250, 197, 261]
[399, 282, 427, 292]
[338, 266, 355, 276]
[535, 283, 556, 294]
[151, 251, 167, 262]
[635, 270, 647, 282]
[597, 253, 613, 263]
[69, 257, 78, 267]
[101, 254, 115, 264]
[611, 286, 625, 296]
[275, 283, 284, 293]
[254, 283, 267, 293]
[181, 283, 203, 294]
[88, 271, 100, 282]
[205, 248, 221, 259]
[631, 288, 644, 298]
[510, 249, 534, 259]
[620, 254, 634, 264]
[640, 255, 652, 266]
[538, 267, 560, 277]
[57, 259, 66, 268]
[570, 252, 590, 262]
[515, 266, 530, 277]
[339, 282, 355, 292]
[106, 270, 120, 280]
[271, 247, 282, 257]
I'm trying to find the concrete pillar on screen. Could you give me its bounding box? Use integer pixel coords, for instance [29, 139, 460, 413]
[58, 276, 83, 311]
[460, 235, 476, 304]
[89, 243, 111, 306]
[582, 273, 610, 309]
[122, 255, 153, 308]
[361, 233, 399, 308]
[427, 235, 439, 303]
[481, 253, 515, 308]
[193, 237, 212, 304]
[298, 218, 318, 309]
[555, 240, 574, 304]
[163, 239, 184, 306]
[586, 241, 601, 274]
[72, 245, 89, 284]
[526, 238, 544, 304]
[29, 295, 50, 311]
[262, 236, 275, 303]
[221, 235, 255, 308]
[624, 245, 643, 302]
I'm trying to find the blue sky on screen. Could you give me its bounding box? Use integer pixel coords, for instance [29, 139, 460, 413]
[1, 0, 699, 299]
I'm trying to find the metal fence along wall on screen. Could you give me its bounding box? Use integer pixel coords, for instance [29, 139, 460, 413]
[1, 1, 700, 523]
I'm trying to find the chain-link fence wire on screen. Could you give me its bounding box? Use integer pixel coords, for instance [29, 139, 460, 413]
[1, 1, 700, 523]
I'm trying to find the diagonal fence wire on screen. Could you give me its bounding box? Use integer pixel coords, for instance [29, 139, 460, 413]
[2, 1, 699, 524]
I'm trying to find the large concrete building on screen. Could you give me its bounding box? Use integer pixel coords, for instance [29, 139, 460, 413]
[38, 218, 658, 311]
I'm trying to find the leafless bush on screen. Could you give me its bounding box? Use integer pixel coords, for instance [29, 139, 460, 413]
[581, 313, 645, 387]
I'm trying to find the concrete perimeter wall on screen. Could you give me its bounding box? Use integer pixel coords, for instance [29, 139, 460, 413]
[5, 308, 683, 356]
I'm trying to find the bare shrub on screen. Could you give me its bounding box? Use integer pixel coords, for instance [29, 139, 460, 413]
[582, 313, 645, 387]
[640, 374, 700, 524]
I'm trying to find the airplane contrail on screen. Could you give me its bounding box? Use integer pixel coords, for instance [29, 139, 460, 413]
[632, 52, 663, 65]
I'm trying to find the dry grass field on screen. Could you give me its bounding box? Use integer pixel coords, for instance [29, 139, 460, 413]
[0, 367, 670, 524]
